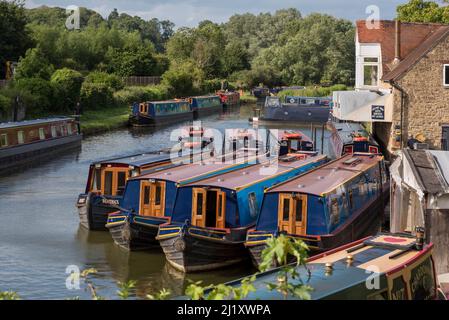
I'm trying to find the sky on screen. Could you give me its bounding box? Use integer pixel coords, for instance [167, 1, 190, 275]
[23, 0, 407, 27]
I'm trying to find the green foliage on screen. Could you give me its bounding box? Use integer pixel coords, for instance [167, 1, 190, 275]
[162, 62, 203, 97]
[0, 0, 33, 77]
[397, 0, 449, 23]
[15, 77, 55, 112]
[0, 85, 42, 117]
[277, 84, 349, 100]
[0, 94, 12, 113]
[80, 82, 114, 109]
[0, 291, 20, 300]
[113, 85, 170, 106]
[50, 68, 84, 110]
[15, 47, 54, 80]
[117, 280, 136, 300]
[84, 71, 124, 91]
[260, 235, 312, 300]
[146, 288, 171, 300]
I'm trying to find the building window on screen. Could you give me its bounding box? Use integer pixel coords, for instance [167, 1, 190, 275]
[443, 64, 449, 87]
[17, 131, 24, 144]
[0, 133, 8, 147]
[363, 57, 379, 87]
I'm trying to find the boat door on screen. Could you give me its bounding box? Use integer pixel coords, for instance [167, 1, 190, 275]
[140, 181, 166, 217]
[278, 194, 307, 235]
[101, 167, 129, 196]
[192, 188, 207, 227]
[216, 190, 226, 229]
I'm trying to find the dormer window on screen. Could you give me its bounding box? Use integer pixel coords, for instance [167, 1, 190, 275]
[363, 57, 379, 87]
[443, 64, 449, 87]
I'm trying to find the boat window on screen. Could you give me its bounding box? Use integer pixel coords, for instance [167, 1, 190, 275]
[282, 198, 290, 221]
[92, 168, 101, 191]
[348, 189, 354, 209]
[104, 171, 113, 196]
[39, 128, 45, 140]
[17, 131, 24, 144]
[155, 184, 162, 205]
[60, 125, 66, 136]
[51, 126, 57, 138]
[248, 192, 258, 218]
[143, 186, 151, 205]
[330, 198, 340, 225]
[0, 133, 8, 147]
[295, 198, 303, 222]
[116, 171, 127, 196]
[217, 193, 223, 217]
[67, 124, 72, 135]
[196, 192, 204, 216]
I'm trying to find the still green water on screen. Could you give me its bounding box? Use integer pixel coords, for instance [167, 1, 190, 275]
[0, 104, 331, 299]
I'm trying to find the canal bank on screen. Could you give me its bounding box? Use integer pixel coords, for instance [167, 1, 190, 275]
[0, 104, 332, 299]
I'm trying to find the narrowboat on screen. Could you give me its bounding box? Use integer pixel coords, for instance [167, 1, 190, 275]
[189, 95, 222, 117]
[216, 91, 240, 107]
[106, 149, 262, 250]
[277, 130, 314, 155]
[246, 153, 389, 269]
[0, 117, 82, 174]
[251, 96, 331, 124]
[215, 233, 441, 300]
[328, 122, 380, 158]
[157, 153, 328, 272]
[129, 100, 192, 127]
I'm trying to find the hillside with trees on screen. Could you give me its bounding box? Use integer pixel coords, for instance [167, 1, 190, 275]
[0, 1, 355, 119]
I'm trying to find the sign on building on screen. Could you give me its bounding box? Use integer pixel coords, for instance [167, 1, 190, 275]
[371, 105, 385, 120]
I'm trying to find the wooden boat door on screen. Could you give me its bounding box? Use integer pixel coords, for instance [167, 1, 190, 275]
[192, 188, 207, 227]
[102, 168, 129, 196]
[278, 194, 307, 235]
[216, 190, 226, 229]
[140, 181, 166, 217]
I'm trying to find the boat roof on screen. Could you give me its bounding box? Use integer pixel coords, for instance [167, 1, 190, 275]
[147, 100, 187, 105]
[93, 151, 171, 167]
[0, 117, 74, 129]
[267, 153, 383, 196]
[131, 150, 259, 184]
[331, 122, 379, 146]
[184, 154, 327, 191]
[191, 95, 219, 99]
[224, 233, 429, 300]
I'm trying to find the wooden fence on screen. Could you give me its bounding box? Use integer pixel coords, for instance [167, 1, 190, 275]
[124, 76, 161, 87]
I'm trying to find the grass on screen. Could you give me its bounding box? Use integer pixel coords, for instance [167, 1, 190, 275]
[80, 104, 130, 136]
[240, 91, 257, 104]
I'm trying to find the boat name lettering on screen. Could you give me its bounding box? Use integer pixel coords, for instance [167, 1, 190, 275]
[102, 198, 119, 206]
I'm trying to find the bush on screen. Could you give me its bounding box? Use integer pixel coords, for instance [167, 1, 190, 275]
[80, 82, 114, 109]
[0, 94, 11, 115]
[113, 85, 170, 106]
[161, 62, 203, 97]
[51, 68, 84, 110]
[0, 86, 42, 117]
[84, 71, 124, 91]
[277, 84, 349, 99]
[15, 47, 55, 80]
[15, 77, 55, 112]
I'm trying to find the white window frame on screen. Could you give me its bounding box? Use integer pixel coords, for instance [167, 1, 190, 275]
[362, 57, 380, 88]
[67, 123, 72, 135]
[17, 131, 24, 144]
[51, 126, 57, 138]
[443, 64, 449, 87]
[39, 128, 45, 140]
[0, 133, 8, 147]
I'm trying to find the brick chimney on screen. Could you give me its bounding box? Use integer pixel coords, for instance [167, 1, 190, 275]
[393, 20, 401, 64]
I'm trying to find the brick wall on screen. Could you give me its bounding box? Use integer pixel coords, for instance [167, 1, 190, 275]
[395, 36, 449, 149]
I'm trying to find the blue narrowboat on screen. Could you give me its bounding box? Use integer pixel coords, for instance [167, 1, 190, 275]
[189, 95, 222, 117]
[157, 153, 328, 272]
[129, 100, 192, 127]
[246, 153, 389, 269]
[328, 122, 380, 158]
[252, 96, 331, 124]
[105, 150, 262, 250]
[206, 233, 440, 300]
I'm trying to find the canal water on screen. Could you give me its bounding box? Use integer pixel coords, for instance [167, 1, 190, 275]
[0, 104, 332, 299]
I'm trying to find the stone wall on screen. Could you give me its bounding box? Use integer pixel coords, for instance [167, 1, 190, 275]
[396, 36, 449, 149]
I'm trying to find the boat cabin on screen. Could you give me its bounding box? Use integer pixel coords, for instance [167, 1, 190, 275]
[246, 153, 388, 266]
[284, 96, 332, 106]
[0, 117, 79, 149]
[216, 91, 240, 106]
[329, 122, 379, 157]
[277, 130, 314, 155]
[223, 233, 439, 300]
[189, 95, 222, 111]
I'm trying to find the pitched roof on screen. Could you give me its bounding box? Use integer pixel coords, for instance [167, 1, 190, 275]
[356, 20, 448, 78]
[382, 26, 449, 81]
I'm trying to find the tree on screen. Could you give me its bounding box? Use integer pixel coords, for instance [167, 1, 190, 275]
[15, 47, 54, 80]
[0, 0, 33, 77]
[50, 68, 83, 109]
[397, 0, 449, 23]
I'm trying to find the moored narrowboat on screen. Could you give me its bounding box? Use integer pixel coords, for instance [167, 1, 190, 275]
[216, 91, 240, 107]
[218, 233, 440, 300]
[0, 117, 82, 174]
[157, 153, 328, 272]
[252, 96, 331, 124]
[129, 100, 192, 127]
[277, 130, 314, 155]
[106, 149, 262, 250]
[328, 122, 380, 158]
[246, 153, 389, 269]
[189, 95, 222, 117]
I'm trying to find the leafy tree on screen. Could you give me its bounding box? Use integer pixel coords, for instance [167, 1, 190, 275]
[162, 62, 202, 97]
[0, 0, 33, 77]
[15, 77, 54, 112]
[50, 68, 83, 109]
[84, 71, 124, 91]
[397, 0, 449, 23]
[15, 47, 54, 80]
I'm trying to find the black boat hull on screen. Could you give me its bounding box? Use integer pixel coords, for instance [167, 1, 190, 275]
[158, 228, 248, 272]
[129, 111, 194, 127]
[259, 105, 330, 124]
[77, 193, 120, 231]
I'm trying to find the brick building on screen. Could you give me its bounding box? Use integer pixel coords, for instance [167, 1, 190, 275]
[333, 20, 449, 158]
